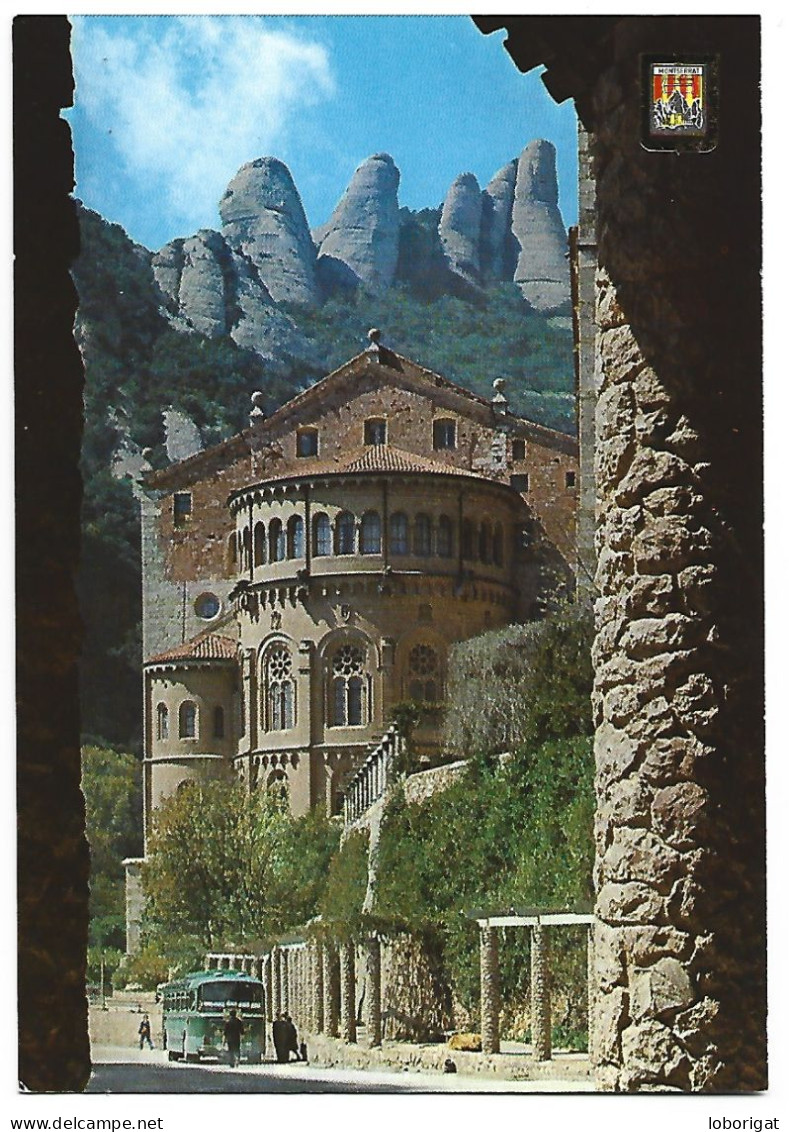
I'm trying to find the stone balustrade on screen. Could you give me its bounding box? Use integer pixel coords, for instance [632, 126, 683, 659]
[343, 725, 401, 825]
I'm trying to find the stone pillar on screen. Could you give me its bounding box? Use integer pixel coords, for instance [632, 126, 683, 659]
[323, 942, 340, 1038]
[340, 941, 357, 1043]
[364, 935, 382, 1047]
[530, 924, 551, 1061]
[281, 948, 289, 1014]
[587, 924, 595, 1065]
[312, 940, 325, 1034]
[272, 949, 282, 1017]
[479, 925, 500, 1055]
[265, 955, 274, 1022]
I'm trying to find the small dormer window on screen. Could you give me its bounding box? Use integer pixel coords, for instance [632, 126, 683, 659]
[297, 427, 319, 457]
[173, 492, 192, 527]
[433, 419, 456, 450]
[364, 418, 387, 446]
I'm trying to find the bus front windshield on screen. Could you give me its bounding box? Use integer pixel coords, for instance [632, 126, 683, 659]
[198, 982, 263, 1012]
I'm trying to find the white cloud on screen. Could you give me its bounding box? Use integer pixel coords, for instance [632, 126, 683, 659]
[72, 16, 335, 241]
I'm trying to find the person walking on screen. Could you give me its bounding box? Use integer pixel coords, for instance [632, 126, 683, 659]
[272, 1013, 289, 1064]
[138, 1014, 153, 1051]
[284, 1013, 304, 1061]
[223, 1008, 244, 1068]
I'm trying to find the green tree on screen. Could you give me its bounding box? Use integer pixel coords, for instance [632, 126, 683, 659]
[81, 745, 143, 951]
[143, 780, 340, 965]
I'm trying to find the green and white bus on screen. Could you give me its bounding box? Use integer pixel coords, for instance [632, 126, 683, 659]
[159, 969, 266, 1064]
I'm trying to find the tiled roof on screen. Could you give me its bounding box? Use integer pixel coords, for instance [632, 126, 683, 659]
[146, 632, 237, 666]
[242, 445, 490, 489]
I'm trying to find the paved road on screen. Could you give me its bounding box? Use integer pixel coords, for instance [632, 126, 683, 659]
[89, 1046, 591, 1094]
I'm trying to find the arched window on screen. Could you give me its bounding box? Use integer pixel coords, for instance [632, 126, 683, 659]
[313, 513, 331, 557]
[330, 644, 369, 727]
[179, 701, 197, 739]
[264, 645, 295, 731]
[227, 533, 237, 570]
[414, 513, 432, 557]
[437, 515, 453, 558]
[242, 527, 251, 572]
[213, 705, 225, 739]
[389, 512, 409, 556]
[287, 515, 304, 559]
[156, 703, 169, 741]
[461, 518, 476, 561]
[335, 511, 356, 556]
[253, 522, 266, 567]
[408, 644, 441, 703]
[360, 511, 382, 555]
[493, 522, 504, 567]
[267, 769, 289, 802]
[479, 521, 491, 564]
[268, 518, 286, 563]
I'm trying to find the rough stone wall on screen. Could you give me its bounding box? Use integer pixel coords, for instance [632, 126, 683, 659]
[585, 19, 764, 1093]
[15, 16, 92, 1091]
[381, 935, 454, 1041]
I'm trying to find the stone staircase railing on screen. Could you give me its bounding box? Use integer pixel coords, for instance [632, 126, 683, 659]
[343, 725, 402, 826]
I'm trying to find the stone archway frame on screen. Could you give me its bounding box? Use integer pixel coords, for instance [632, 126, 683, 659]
[474, 911, 595, 1059]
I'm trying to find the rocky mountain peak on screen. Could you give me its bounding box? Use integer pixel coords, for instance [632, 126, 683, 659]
[315, 152, 401, 293]
[219, 157, 319, 306]
[510, 140, 570, 314]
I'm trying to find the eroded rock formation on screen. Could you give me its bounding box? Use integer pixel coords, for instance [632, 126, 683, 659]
[438, 171, 484, 285]
[511, 139, 570, 313]
[315, 153, 401, 292]
[219, 156, 319, 306]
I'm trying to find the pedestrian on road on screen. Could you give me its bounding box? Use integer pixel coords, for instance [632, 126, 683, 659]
[138, 1014, 153, 1050]
[272, 1013, 290, 1064]
[284, 1013, 304, 1061]
[224, 1008, 244, 1068]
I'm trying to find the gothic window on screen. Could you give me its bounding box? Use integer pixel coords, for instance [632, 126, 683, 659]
[173, 492, 192, 527]
[360, 511, 382, 555]
[179, 701, 197, 739]
[433, 418, 456, 450]
[296, 428, 318, 457]
[335, 511, 356, 555]
[390, 512, 409, 556]
[330, 644, 369, 727]
[264, 645, 295, 732]
[213, 705, 225, 739]
[156, 702, 169, 741]
[408, 644, 441, 703]
[313, 512, 331, 557]
[437, 514, 453, 558]
[268, 518, 286, 562]
[461, 518, 476, 561]
[253, 522, 266, 567]
[364, 418, 387, 446]
[287, 515, 305, 558]
[414, 513, 432, 557]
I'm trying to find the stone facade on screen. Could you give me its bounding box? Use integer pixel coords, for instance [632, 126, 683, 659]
[477, 12, 764, 1094]
[137, 341, 578, 829]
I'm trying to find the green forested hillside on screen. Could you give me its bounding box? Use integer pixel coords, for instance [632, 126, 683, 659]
[73, 205, 575, 750]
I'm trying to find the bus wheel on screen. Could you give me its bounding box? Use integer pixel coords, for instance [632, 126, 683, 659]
[168, 1050, 179, 1062]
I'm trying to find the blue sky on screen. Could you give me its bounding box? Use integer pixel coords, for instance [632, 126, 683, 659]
[67, 14, 579, 252]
